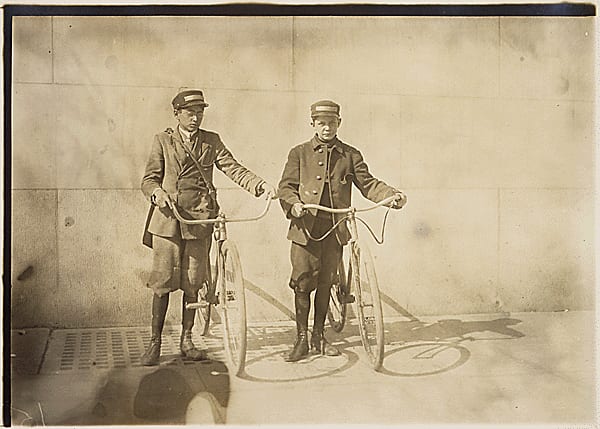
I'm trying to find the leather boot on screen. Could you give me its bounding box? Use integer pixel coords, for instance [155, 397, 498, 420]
[310, 328, 341, 356]
[140, 337, 161, 366]
[285, 330, 309, 362]
[312, 286, 340, 356]
[180, 329, 207, 361]
[285, 291, 310, 362]
[180, 294, 207, 361]
[141, 294, 169, 366]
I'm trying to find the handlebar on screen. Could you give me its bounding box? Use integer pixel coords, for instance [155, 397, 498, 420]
[302, 195, 399, 214]
[170, 193, 274, 225]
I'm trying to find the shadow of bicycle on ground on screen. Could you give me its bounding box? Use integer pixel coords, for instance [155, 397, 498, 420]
[241, 316, 525, 381]
[378, 317, 525, 377]
[237, 282, 525, 381]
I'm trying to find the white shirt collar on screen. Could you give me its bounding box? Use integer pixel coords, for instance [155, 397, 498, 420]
[178, 125, 197, 142]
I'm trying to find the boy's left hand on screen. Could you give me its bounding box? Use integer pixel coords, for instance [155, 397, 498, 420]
[388, 192, 407, 209]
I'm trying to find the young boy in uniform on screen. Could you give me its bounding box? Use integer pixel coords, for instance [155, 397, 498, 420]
[278, 100, 406, 362]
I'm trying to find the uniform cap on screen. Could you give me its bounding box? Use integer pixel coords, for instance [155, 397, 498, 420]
[310, 100, 340, 118]
[172, 90, 209, 109]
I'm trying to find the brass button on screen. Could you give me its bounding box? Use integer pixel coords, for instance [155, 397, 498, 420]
[312, 190, 318, 195]
[318, 161, 324, 166]
[316, 176, 322, 180]
[318, 148, 323, 153]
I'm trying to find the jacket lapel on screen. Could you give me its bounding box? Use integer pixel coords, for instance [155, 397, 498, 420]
[197, 130, 212, 166]
[169, 129, 186, 171]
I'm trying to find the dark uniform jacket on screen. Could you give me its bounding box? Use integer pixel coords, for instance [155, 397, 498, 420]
[142, 127, 264, 244]
[278, 136, 397, 246]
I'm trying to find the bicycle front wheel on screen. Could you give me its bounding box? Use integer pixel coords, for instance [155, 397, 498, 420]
[351, 242, 385, 371]
[218, 240, 247, 376]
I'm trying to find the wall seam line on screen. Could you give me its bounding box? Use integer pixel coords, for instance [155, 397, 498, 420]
[497, 187, 501, 308]
[55, 188, 59, 303]
[291, 17, 296, 90]
[51, 16, 54, 84]
[497, 16, 501, 98]
[9, 83, 594, 104]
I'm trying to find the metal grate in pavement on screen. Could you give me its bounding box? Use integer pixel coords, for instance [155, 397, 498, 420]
[39, 326, 226, 374]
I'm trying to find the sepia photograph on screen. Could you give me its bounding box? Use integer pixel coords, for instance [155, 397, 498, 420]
[6, 4, 597, 426]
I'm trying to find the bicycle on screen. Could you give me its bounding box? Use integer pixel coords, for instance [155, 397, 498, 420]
[170, 194, 273, 376]
[302, 194, 401, 371]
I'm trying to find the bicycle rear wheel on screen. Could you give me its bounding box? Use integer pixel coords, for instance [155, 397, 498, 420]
[327, 257, 348, 333]
[218, 240, 247, 376]
[351, 242, 385, 371]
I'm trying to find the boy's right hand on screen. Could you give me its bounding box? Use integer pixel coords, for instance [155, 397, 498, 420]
[291, 202, 306, 218]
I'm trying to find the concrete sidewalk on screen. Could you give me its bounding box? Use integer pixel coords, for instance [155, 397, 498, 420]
[9, 311, 597, 426]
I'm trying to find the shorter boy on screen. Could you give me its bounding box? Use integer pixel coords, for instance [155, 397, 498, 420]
[278, 100, 406, 362]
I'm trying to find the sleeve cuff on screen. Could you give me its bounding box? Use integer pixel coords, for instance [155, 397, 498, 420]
[255, 180, 266, 197]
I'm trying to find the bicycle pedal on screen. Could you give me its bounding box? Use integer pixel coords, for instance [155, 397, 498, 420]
[185, 302, 204, 310]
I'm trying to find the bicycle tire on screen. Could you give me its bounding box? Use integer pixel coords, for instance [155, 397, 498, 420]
[351, 242, 385, 371]
[327, 258, 348, 333]
[218, 240, 247, 376]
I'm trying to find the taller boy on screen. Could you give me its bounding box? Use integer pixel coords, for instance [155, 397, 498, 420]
[278, 100, 407, 362]
[140, 89, 275, 365]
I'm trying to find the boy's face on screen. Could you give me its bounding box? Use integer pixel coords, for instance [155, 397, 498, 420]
[312, 116, 341, 142]
[175, 105, 205, 132]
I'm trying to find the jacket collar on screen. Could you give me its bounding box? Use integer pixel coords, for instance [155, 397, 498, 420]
[311, 135, 343, 153]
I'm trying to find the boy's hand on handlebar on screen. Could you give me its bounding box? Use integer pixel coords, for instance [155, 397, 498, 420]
[388, 192, 407, 210]
[152, 188, 172, 209]
[258, 182, 278, 199]
[291, 202, 306, 218]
